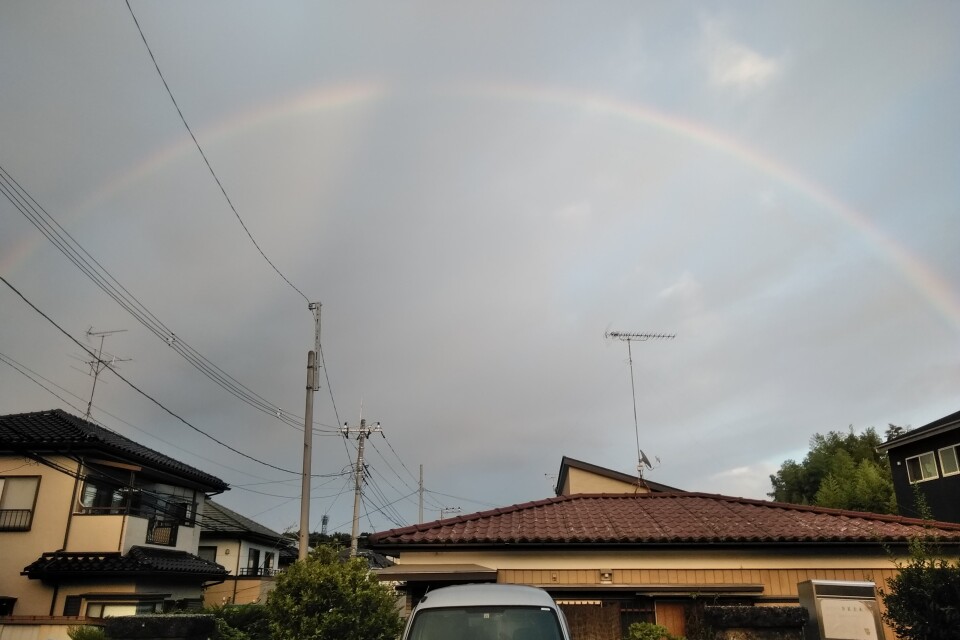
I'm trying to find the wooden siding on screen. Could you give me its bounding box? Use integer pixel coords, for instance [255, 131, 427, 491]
[498, 567, 899, 599]
[655, 602, 685, 636]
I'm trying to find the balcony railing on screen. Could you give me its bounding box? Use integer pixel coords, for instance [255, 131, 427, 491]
[0, 509, 33, 531]
[145, 518, 179, 546]
[237, 567, 279, 577]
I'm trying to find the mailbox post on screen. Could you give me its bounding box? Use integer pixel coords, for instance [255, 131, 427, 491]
[797, 580, 885, 640]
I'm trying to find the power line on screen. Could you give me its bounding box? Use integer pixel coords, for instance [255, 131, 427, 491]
[124, 0, 309, 304]
[0, 165, 340, 435]
[1, 275, 302, 475]
[368, 439, 443, 511]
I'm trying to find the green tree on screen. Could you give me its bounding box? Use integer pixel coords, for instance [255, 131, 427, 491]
[881, 537, 960, 639]
[266, 545, 403, 640]
[768, 426, 897, 513]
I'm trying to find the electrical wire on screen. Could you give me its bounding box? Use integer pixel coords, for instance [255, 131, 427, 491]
[0, 350, 282, 482]
[368, 437, 444, 510]
[0, 166, 344, 436]
[124, 0, 309, 304]
[1, 275, 302, 475]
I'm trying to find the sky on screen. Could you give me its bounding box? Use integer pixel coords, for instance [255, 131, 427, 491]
[1, 1, 958, 538]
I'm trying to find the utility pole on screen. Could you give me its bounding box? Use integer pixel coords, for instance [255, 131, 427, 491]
[82, 328, 129, 419]
[605, 331, 674, 482]
[341, 417, 382, 556]
[298, 303, 321, 561]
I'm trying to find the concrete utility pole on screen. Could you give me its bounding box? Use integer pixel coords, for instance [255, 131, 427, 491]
[341, 417, 382, 557]
[298, 350, 316, 561]
[298, 302, 321, 561]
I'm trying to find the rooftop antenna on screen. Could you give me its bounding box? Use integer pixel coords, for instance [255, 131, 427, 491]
[605, 331, 674, 483]
[82, 327, 130, 419]
[440, 506, 461, 520]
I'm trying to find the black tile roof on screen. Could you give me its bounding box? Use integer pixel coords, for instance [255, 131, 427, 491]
[878, 409, 960, 451]
[201, 500, 290, 547]
[22, 546, 228, 581]
[0, 409, 227, 492]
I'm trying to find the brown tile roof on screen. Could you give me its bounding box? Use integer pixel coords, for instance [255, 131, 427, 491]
[369, 493, 960, 548]
[0, 409, 227, 492]
[22, 546, 228, 581]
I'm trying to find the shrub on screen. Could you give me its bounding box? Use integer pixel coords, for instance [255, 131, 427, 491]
[67, 626, 106, 640]
[625, 622, 684, 640]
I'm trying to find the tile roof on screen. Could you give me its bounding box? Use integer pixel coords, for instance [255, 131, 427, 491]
[369, 493, 960, 548]
[22, 546, 228, 580]
[0, 409, 227, 492]
[201, 500, 289, 546]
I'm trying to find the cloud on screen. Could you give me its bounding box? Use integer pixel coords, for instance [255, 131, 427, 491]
[658, 272, 702, 302]
[701, 19, 781, 90]
[707, 462, 779, 499]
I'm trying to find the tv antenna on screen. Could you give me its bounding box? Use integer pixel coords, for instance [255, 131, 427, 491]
[605, 331, 674, 481]
[82, 327, 130, 419]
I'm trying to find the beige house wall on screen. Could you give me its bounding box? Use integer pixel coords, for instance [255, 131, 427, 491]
[200, 538, 283, 606]
[394, 548, 901, 572]
[562, 467, 644, 495]
[1, 453, 212, 619]
[207, 540, 243, 575]
[68, 515, 126, 552]
[204, 578, 274, 606]
[0, 622, 82, 640]
[0, 456, 80, 617]
[51, 582, 136, 618]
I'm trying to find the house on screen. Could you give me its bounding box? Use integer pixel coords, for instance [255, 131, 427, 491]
[877, 409, 960, 522]
[554, 455, 683, 495]
[0, 409, 228, 635]
[199, 500, 294, 605]
[369, 456, 960, 639]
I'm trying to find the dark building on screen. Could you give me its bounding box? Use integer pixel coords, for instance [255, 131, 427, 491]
[878, 409, 960, 522]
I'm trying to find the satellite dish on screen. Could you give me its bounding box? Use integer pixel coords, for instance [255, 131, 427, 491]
[638, 449, 653, 469]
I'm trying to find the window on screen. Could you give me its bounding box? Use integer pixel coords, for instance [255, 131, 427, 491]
[0, 596, 16, 616]
[906, 452, 939, 483]
[86, 602, 161, 618]
[939, 445, 960, 477]
[244, 548, 261, 576]
[0, 476, 40, 531]
[78, 479, 128, 514]
[63, 596, 82, 616]
[198, 546, 218, 563]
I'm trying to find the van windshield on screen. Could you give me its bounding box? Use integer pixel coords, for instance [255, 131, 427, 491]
[406, 605, 564, 640]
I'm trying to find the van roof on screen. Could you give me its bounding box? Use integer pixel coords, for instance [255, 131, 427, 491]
[416, 584, 557, 609]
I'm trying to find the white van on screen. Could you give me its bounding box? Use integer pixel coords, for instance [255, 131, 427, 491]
[401, 583, 572, 640]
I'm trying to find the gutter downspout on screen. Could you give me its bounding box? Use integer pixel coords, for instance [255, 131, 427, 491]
[62, 460, 83, 550]
[232, 542, 242, 603]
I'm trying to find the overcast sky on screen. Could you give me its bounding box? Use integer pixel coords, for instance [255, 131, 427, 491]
[2, 1, 958, 537]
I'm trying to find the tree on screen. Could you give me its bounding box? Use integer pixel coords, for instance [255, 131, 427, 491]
[266, 545, 403, 640]
[768, 426, 897, 514]
[881, 538, 960, 639]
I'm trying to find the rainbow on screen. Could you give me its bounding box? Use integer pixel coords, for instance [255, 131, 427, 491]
[5, 80, 958, 329]
[461, 82, 960, 329]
